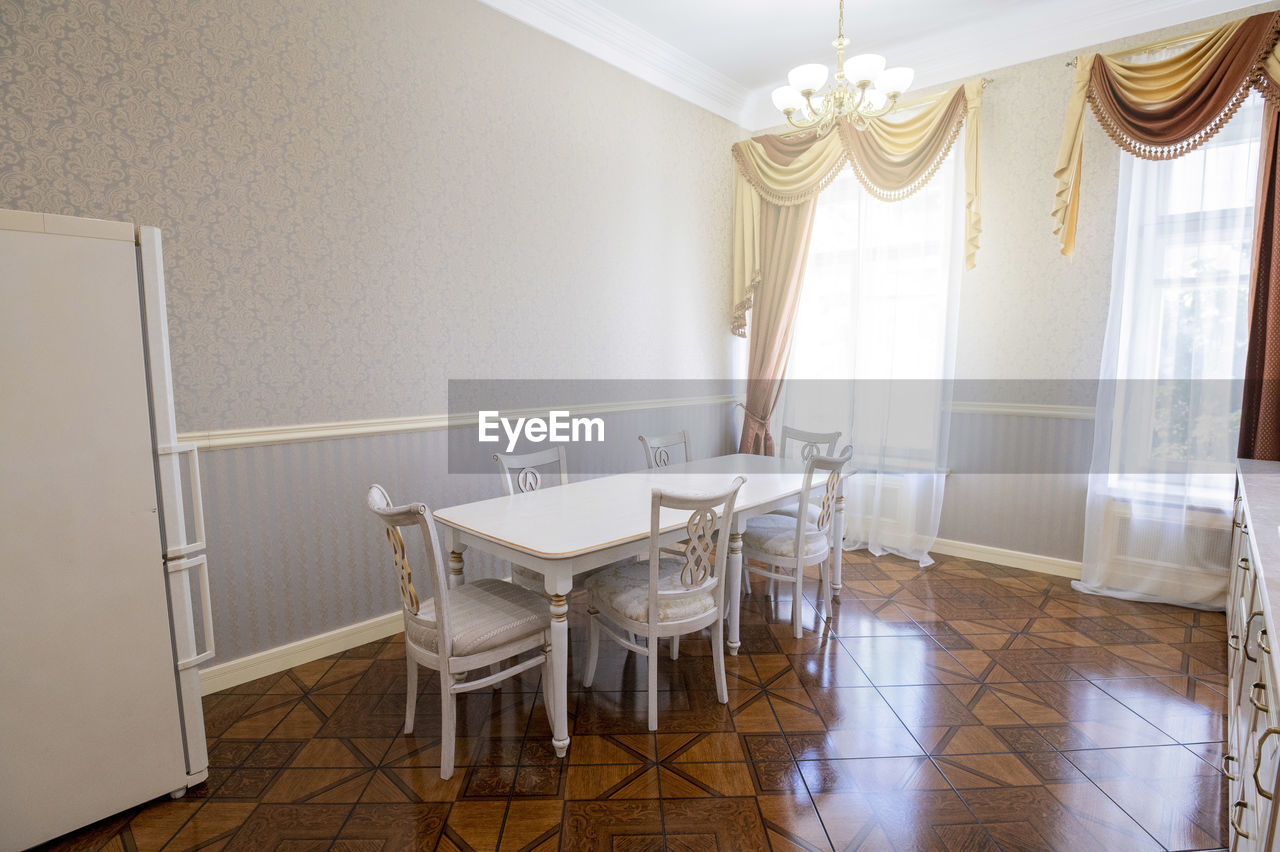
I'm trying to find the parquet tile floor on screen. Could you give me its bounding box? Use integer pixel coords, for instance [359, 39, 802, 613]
[41, 552, 1229, 851]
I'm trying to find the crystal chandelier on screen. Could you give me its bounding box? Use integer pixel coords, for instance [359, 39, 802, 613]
[771, 0, 915, 133]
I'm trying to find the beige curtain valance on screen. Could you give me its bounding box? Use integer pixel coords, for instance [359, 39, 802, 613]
[731, 81, 984, 336]
[1052, 12, 1280, 255]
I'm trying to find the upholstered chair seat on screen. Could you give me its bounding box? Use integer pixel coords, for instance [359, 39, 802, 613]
[743, 513, 830, 560]
[404, 578, 550, 656]
[584, 559, 716, 624]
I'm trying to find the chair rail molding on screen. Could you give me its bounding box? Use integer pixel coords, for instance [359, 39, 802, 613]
[179, 393, 740, 451]
[949, 401, 1095, 420]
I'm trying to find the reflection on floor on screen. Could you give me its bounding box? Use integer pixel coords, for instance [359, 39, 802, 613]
[42, 552, 1228, 851]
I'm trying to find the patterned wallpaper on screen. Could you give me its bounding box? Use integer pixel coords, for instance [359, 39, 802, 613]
[0, 0, 742, 431]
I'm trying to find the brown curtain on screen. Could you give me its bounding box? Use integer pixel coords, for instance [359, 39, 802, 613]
[1052, 12, 1279, 254]
[1088, 14, 1275, 153]
[738, 198, 819, 455]
[1048, 11, 1280, 459]
[1240, 99, 1280, 460]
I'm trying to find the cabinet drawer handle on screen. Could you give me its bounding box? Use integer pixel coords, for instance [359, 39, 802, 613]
[1247, 613, 1263, 663]
[1261, 629, 1272, 656]
[1239, 555, 1252, 573]
[1224, 753, 1239, 780]
[1232, 800, 1251, 838]
[1252, 681, 1271, 714]
[1230, 633, 1243, 652]
[1257, 728, 1280, 800]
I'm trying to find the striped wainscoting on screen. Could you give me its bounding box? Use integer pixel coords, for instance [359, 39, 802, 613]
[194, 398, 739, 688]
[938, 403, 1095, 563]
[193, 398, 1096, 692]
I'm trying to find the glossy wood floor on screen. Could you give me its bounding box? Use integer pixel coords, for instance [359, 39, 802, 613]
[43, 552, 1228, 851]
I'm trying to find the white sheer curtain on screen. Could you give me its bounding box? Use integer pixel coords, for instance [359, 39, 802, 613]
[1076, 93, 1263, 608]
[776, 141, 964, 565]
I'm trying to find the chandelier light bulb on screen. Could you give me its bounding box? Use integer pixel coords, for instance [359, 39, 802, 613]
[843, 53, 885, 86]
[771, 86, 808, 113]
[875, 66, 915, 96]
[787, 63, 829, 95]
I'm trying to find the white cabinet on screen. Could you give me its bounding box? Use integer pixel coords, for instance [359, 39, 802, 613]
[1228, 463, 1280, 851]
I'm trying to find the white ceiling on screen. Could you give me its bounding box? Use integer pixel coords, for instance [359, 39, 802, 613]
[477, 0, 1259, 129]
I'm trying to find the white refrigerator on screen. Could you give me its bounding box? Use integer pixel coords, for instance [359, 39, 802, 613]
[0, 210, 214, 850]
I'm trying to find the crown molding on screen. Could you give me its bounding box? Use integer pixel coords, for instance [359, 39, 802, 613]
[742, 0, 1258, 129]
[477, 0, 1260, 131]
[474, 0, 751, 126]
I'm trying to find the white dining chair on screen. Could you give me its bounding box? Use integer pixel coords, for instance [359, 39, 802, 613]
[638, 430, 692, 469]
[758, 427, 842, 598]
[367, 484, 555, 780]
[581, 476, 746, 731]
[493, 447, 570, 594]
[635, 431, 698, 659]
[742, 447, 851, 638]
[779, 426, 841, 463]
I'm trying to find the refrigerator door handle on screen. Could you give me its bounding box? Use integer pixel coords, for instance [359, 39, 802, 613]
[156, 442, 206, 558]
[168, 555, 215, 669]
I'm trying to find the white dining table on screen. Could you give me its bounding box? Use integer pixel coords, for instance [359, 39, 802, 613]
[432, 453, 845, 757]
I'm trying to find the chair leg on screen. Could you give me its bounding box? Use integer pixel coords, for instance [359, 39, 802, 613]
[792, 566, 804, 639]
[647, 634, 659, 732]
[822, 560, 834, 620]
[582, 607, 600, 688]
[404, 655, 418, 735]
[711, 621, 727, 704]
[767, 577, 775, 599]
[670, 634, 679, 661]
[439, 672, 456, 780]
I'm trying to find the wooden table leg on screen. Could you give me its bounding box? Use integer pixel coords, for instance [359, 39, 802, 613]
[727, 526, 744, 657]
[546, 575, 571, 758]
[448, 549, 465, 589]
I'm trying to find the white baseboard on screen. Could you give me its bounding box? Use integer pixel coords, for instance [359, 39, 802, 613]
[198, 611, 403, 695]
[197, 539, 1079, 695]
[930, 538, 1083, 580]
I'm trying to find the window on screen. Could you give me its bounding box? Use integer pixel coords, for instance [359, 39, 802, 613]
[783, 148, 961, 467]
[776, 142, 964, 563]
[1107, 93, 1262, 495]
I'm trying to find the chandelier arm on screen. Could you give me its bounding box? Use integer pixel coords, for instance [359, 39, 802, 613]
[859, 94, 898, 119]
[785, 111, 820, 131]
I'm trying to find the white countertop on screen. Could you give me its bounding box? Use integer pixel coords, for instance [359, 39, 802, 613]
[1236, 459, 1280, 616]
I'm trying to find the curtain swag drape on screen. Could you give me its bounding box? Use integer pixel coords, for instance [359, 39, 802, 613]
[731, 81, 984, 338]
[1052, 11, 1280, 255]
[731, 81, 983, 457]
